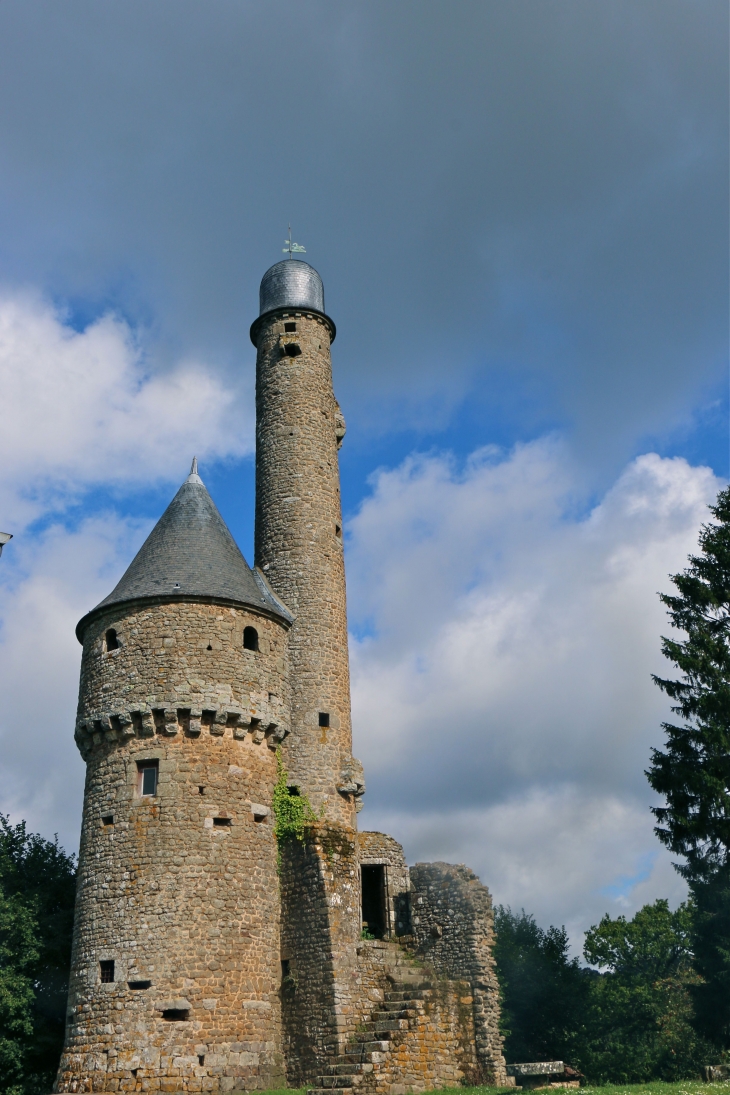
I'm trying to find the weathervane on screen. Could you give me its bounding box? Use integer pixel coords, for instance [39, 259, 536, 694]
[283, 224, 306, 259]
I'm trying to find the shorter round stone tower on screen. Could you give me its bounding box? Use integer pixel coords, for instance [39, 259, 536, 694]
[56, 462, 292, 1093]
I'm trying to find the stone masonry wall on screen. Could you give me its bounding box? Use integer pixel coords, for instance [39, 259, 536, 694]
[56, 600, 290, 1093]
[358, 832, 411, 938]
[278, 825, 362, 1086]
[254, 310, 362, 826]
[409, 862, 508, 1086]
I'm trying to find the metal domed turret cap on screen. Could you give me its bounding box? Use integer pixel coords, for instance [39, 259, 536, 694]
[75, 460, 292, 641]
[251, 259, 335, 344]
[260, 259, 324, 314]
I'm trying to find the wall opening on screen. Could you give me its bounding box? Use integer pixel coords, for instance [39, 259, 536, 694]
[318, 712, 330, 727]
[162, 1008, 189, 1021]
[284, 322, 297, 332]
[99, 960, 115, 983]
[284, 342, 302, 357]
[101, 815, 114, 827]
[137, 760, 158, 797]
[243, 626, 259, 651]
[361, 865, 388, 940]
[105, 628, 118, 651]
[128, 980, 151, 990]
[213, 816, 232, 827]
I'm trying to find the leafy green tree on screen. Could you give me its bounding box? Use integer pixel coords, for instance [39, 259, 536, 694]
[580, 899, 710, 1083]
[493, 906, 590, 1064]
[0, 891, 38, 1094]
[0, 815, 76, 1094]
[648, 485, 730, 1047]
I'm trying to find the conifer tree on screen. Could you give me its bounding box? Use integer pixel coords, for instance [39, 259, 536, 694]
[648, 485, 730, 1047]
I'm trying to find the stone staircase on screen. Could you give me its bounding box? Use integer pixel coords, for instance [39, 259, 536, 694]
[307, 959, 448, 1095]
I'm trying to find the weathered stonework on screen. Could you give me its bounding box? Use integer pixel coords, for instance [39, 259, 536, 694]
[56, 601, 289, 1092]
[408, 863, 508, 1085]
[254, 309, 361, 827]
[55, 260, 507, 1094]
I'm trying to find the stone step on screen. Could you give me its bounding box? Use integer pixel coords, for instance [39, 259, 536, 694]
[380, 999, 422, 1012]
[317, 1077, 363, 1086]
[373, 1018, 410, 1032]
[350, 1039, 391, 1054]
[372, 1008, 418, 1022]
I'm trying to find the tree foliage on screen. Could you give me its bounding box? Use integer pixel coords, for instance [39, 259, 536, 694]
[493, 906, 590, 1065]
[579, 900, 710, 1083]
[0, 815, 77, 1094]
[648, 485, 730, 1046]
[494, 900, 712, 1084]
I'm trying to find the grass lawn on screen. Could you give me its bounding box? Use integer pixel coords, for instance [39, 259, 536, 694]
[438, 1086, 730, 1095]
[258, 1086, 730, 1095]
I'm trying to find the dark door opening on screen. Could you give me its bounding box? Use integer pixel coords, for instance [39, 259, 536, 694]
[361, 864, 387, 939]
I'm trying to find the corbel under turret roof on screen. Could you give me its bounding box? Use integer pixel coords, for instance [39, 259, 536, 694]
[76, 459, 292, 642]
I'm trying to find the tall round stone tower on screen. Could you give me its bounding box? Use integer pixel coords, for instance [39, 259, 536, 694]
[56, 463, 293, 1093]
[251, 259, 364, 826]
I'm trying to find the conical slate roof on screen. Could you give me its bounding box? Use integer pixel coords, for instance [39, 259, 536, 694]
[76, 461, 292, 640]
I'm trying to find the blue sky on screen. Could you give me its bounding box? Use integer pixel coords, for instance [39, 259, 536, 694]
[0, 0, 726, 945]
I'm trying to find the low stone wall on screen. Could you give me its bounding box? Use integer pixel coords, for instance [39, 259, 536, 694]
[409, 862, 508, 1085]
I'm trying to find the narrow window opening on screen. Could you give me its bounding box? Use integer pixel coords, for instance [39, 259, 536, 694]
[206, 643, 213, 651]
[253, 811, 267, 823]
[287, 786, 300, 797]
[99, 960, 115, 983]
[284, 342, 302, 357]
[162, 1008, 189, 1021]
[284, 321, 296, 333]
[335, 525, 342, 539]
[243, 626, 259, 652]
[213, 816, 232, 827]
[105, 628, 118, 651]
[198, 1054, 205, 1066]
[101, 815, 114, 827]
[137, 761, 159, 797]
[131, 1069, 138, 1078]
[318, 712, 330, 728]
[198, 786, 205, 795]
[128, 980, 151, 990]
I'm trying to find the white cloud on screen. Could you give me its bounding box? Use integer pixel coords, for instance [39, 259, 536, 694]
[0, 514, 149, 850]
[0, 290, 253, 848]
[0, 291, 253, 528]
[350, 440, 721, 942]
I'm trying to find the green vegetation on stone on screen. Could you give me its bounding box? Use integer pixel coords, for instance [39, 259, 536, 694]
[271, 749, 321, 858]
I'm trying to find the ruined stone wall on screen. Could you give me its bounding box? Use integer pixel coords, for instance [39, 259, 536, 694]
[358, 831, 411, 938]
[409, 862, 508, 1085]
[253, 310, 362, 826]
[56, 600, 289, 1093]
[279, 825, 362, 1086]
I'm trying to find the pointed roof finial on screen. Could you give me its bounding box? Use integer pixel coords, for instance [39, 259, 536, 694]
[186, 456, 203, 485]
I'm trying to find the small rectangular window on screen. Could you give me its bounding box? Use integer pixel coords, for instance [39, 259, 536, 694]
[284, 321, 297, 332]
[100, 960, 115, 983]
[318, 712, 330, 727]
[128, 979, 151, 990]
[213, 816, 232, 827]
[137, 761, 158, 797]
[101, 815, 114, 827]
